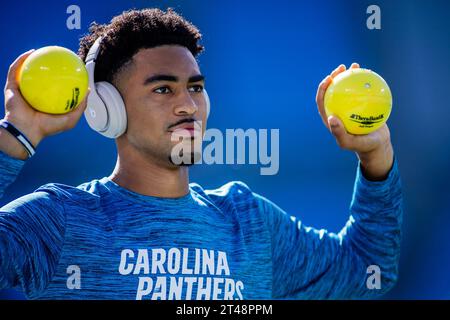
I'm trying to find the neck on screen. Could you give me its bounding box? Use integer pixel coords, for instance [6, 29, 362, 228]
[108, 144, 190, 198]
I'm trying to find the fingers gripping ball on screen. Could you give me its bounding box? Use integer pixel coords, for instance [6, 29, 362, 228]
[324, 68, 392, 135]
[18, 46, 89, 114]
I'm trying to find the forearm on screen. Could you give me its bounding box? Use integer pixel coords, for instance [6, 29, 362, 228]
[0, 148, 26, 199]
[0, 190, 66, 297]
[346, 156, 403, 296]
[0, 230, 19, 290]
[269, 157, 402, 299]
[308, 157, 403, 299]
[357, 139, 394, 181]
[0, 127, 29, 160]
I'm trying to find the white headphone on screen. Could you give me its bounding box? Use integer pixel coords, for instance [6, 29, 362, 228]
[84, 36, 210, 138]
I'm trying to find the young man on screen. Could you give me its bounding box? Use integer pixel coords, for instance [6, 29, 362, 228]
[0, 8, 402, 300]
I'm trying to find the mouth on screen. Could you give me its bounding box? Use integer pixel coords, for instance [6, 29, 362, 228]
[168, 121, 202, 138]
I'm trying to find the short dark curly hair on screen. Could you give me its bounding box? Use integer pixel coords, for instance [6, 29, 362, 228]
[78, 8, 204, 84]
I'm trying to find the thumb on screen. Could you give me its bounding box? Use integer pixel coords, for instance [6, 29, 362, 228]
[67, 88, 90, 120]
[77, 88, 91, 113]
[5, 49, 35, 91]
[54, 88, 91, 129]
[327, 115, 347, 140]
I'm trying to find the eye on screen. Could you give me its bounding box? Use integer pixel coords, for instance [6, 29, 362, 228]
[188, 85, 204, 93]
[153, 86, 172, 94]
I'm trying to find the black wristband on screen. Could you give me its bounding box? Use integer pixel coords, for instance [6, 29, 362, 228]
[0, 119, 36, 158]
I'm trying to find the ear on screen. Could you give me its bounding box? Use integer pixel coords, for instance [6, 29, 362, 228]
[203, 89, 210, 118]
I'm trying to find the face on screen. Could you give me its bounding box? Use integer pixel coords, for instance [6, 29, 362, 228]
[113, 45, 207, 168]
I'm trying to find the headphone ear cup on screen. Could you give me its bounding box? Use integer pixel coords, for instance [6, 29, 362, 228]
[85, 84, 109, 133]
[203, 89, 210, 119]
[95, 82, 127, 138]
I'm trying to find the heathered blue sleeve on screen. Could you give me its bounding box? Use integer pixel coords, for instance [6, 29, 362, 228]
[256, 158, 403, 299]
[0, 150, 66, 299]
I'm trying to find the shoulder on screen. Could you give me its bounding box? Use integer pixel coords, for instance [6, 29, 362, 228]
[191, 181, 288, 223]
[189, 180, 256, 206]
[0, 178, 106, 253]
[191, 180, 252, 196]
[31, 178, 104, 209]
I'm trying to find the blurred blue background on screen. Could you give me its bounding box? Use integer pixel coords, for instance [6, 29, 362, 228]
[1, 0, 449, 299]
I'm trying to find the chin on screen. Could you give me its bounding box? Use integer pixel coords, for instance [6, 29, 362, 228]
[168, 151, 202, 167]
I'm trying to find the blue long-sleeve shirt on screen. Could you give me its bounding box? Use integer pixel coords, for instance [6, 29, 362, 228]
[0, 150, 403, 300]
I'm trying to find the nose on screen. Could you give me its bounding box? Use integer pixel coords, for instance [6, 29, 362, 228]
[173, 90, 198, 116]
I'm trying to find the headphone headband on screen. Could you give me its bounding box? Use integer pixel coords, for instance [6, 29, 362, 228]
[85, 36, 103, 63]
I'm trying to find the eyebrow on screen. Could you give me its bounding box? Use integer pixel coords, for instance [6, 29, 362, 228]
[143, 74, 205, 85]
